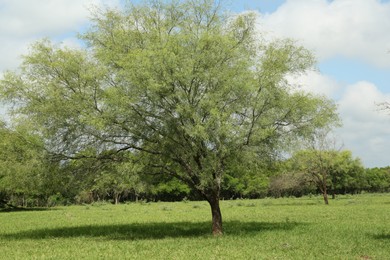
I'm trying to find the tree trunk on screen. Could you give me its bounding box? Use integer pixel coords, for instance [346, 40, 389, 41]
[114, 193, 120, 205]
[322, 188, 329, 205]
[208, 197, 223, 235]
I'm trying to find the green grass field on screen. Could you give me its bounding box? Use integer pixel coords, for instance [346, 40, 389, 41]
[1, 194, 390, 259]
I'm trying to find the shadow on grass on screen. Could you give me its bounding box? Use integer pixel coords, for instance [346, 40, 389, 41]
[1, 220, 303, 241]
[0, 207, 54, 213]
[372, 233, 390, 240]
[261, 202, 320, 207]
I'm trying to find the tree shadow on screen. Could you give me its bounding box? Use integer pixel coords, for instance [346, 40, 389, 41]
[1, 220, 303, 241]
[0, 207, 54, 213]
[372, 233, 390, 240]
[262, 202, 319, 207]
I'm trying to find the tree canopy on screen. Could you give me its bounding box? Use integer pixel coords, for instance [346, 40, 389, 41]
[0, 0, 338, 234]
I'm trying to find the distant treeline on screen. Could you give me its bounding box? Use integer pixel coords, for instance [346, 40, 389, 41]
[1, 156, 389, 207]
[1, 123, 390, 208]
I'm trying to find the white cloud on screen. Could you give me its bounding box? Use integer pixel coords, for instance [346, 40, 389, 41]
[59, 38, 84, 50]
[287, 70, 341, 98]
[256, 0, 390, 166]
[336, 81, 390, 167]
[0, 0, 121, 72]
[0, 37, 30, 70]
[288, 70, 390, 167]
[0, 0, 89, 37]
[0, 0, 121, 122]
[339, 81, 388, 121]
[260, 0, 390, 68]
[0, 0, 121, 37]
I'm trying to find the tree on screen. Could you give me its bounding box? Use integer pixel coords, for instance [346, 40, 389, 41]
[0, 0, 338, 234]
[288, 133, 365, 204]
[92, 159, 146, 204]
[365, 167, 390, 192]
[288, 129, 339, 204]
[291, 149, 339, 204]
[328, 150, 366, 196]
[0, 122, 48, 207]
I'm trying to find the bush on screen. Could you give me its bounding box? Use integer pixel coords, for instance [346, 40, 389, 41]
[269, 172, 315, 198]
[47, 193, 70, 207]
[75, 191, 95, 204]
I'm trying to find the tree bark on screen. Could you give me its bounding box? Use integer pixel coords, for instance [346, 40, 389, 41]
[322, 187, 329, 205]
[208, 197, 223, 236]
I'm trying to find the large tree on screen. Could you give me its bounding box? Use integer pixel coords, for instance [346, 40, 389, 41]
[0, 0, 338, 234]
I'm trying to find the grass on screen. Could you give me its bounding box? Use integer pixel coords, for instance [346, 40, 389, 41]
[1, 194, 390, 259]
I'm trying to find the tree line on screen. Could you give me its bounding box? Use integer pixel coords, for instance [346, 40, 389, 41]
[1, 124, 389, 209]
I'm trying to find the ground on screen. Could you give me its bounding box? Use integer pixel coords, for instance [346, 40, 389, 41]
[1, 194, 389, 259]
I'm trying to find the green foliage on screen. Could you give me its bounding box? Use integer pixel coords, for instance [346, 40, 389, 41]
[286, 149, 366, 200]
[149, 178, 191, 201]
[0, 123, 50, 206]
[55, 151, 149, 204]
[92, 160, 147, 204]
[222, 161, 271, 199]
[365, 167, 390, 192]
[329, 150, 367, 193]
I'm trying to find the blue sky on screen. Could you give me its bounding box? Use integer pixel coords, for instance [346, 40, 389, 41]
[1, 0, 390, 167]
[229, 0, 287, 13]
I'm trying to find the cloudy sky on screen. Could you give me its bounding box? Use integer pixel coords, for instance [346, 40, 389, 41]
[1, 0, 390, 167]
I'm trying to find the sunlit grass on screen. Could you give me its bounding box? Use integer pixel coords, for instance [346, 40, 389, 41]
[1, 194, 390, 259]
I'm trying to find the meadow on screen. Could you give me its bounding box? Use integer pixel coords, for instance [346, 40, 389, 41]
[1, 194, 390, 259]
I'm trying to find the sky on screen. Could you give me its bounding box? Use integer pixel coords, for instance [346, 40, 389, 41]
[0, 0, 390, 167]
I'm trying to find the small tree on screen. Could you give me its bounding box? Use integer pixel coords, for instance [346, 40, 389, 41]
[290, 151, 334, 204]
[289, 130, 339, 204]
[289, 129, 364, 204]
[0, 0, 338, 234]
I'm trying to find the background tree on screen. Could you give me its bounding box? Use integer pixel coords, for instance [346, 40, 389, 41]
[288, 129, 340, 204]
[221, 151, 272, 199]
[288, 141, 364, 204]
[0, 0, 338, 234]
[328, 150, 366, 196]
[289, 150, 334, 204]
[0, 122, 50, 207]
[92, 160, 146, 204]
[365, 167, 390, 192]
